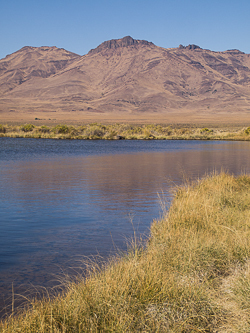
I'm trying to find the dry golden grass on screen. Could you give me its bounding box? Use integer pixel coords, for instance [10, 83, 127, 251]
[1, 122, 250, 141]
[1, 173, 250, 332]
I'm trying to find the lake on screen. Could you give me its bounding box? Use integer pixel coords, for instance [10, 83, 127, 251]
[0, 138, 250, 313]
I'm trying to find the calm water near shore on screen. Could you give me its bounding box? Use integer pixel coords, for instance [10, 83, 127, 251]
[0, 138, 250, 312]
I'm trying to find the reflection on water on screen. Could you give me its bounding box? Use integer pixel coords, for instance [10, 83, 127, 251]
[0, 138, 250, 311]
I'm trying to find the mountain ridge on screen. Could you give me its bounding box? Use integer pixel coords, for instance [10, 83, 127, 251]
[1, 36, 250, 124]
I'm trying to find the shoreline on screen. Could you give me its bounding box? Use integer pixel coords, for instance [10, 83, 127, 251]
[1, 172, 250, 331]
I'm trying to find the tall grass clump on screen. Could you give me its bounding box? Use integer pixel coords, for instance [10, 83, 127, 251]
[1, 172, 250, 332]
[83, 124, 106, 139]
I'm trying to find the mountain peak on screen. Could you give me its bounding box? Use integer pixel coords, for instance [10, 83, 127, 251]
[178, 44, 202, 50]
[88, 36, 155, 55]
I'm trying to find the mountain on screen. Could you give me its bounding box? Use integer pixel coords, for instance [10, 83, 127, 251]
[0, 46, 80, 94]
[1, 36, 250, 123]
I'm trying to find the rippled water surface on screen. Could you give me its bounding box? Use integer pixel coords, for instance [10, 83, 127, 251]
[0, 138, 250, 311]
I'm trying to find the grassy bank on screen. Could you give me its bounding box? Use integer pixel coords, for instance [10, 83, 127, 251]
[1, 172, 250, 332]
[0, 123, 250, 140]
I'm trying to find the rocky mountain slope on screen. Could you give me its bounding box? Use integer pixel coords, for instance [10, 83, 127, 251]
[1, 36, 250, 122]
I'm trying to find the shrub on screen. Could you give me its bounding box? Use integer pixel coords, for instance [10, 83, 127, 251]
[200, 128, 213, 134]
[143, 129, 155, 139]
[52, 125, 70, 134]
[87, 128, 105, 139]
[83, 124, 107, 139]
[244, 127, 250, 135]
[20, 124, 35, 132]
[38, 125, 50, 133]
[69, 128, 80, 137]
[0, 124, 6, 133]
[156, 126, 172, 135]
[104, 130, 117, 139]
[175, 128, 191, 135]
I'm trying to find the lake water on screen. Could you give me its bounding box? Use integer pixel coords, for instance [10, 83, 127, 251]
[0, 138, 250, 313]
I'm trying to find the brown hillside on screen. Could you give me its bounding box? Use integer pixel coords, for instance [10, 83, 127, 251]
[1, 36, 250, 124]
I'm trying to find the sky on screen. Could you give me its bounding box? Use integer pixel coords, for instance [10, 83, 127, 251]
[0, 0, 249, 59]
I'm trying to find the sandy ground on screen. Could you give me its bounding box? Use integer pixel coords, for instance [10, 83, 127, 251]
[1, 110, 250, 127]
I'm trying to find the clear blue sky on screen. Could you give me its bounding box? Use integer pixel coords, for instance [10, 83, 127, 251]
[0, 0, 249, 59]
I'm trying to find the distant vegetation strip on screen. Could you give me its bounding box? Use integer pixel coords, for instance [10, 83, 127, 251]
[1, 172, 250, 332]
[0, 123, 250, 141]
